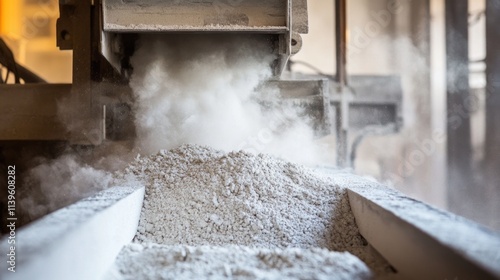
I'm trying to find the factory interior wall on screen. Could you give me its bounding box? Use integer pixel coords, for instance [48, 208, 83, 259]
[0, 0, 72, 83]
[293, 0, 444, 206]
[295, 0, 495, 231]
[0, 0, 496, 231]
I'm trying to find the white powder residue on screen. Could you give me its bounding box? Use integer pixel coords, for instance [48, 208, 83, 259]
[105, 23, 288, 31]
[114, 144, 393, 276]
[107, 244, 372, 280]
[19, 154, 113, 219]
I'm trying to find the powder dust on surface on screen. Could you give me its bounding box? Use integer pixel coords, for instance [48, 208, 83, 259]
[15, 32, 392, 278]
[16, 33, 331, 223]
[111, 145, 393, 279]
[117, 145, 360, 250]
[108, 34, 392, 278]
[107, 244, 372, 280]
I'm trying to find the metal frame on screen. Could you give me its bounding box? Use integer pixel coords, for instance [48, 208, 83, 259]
[331, 0, 403, 168]
[0, 0, 107, 144]
[0, 0, 311, 143]
[102, 0, 297, 32]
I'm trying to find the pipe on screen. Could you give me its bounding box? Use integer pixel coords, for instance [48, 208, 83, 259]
[335, 0, 348, 167]
[335, 0, 347, 89]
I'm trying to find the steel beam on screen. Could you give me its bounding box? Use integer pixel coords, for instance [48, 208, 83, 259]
[59, 0, 104, 145]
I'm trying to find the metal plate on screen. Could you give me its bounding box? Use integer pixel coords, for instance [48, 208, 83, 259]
[103, 0, 289, 32]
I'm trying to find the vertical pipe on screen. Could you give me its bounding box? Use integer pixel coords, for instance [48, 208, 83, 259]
[335, 0, 348, 167]
[408, 0, 434, 201]
[445, 0, 472, 213]
[410, 0, 432, 134]
[335, 0, 347, 89]
[485, 0, 500, 229]
[485, 1, 500, 170]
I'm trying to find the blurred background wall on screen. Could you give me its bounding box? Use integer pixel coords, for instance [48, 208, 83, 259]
[293, 0, 496, 231]
[0, 0, 72, 83]
[0, 0, 497, 231]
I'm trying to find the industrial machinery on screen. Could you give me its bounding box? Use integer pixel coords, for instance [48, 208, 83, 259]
[1, 1, 500, 280]
[1, 0, 311, 144]
[0, 0, 401, 167]
[0, 0, 402, 255]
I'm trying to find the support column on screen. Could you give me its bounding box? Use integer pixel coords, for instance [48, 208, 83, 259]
[485, 0, 500, 230]
[335, 0, 348, 167]
[445, 0, 472, 212]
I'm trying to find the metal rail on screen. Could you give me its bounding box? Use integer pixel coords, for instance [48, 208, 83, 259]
[347, 181, 500, 280]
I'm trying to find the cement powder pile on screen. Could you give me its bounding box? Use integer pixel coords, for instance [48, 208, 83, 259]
[108, 244, 372, 280]
[117, 144, 361, 250]
[112, 144, 392, 278]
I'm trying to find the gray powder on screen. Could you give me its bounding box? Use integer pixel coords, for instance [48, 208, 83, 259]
[107, 244, 372, 280]
[113, 144, 393, 277]
[117, 144, 362, 250]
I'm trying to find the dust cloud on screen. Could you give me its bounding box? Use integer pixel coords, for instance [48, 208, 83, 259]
[130, 34, 331, 165]
[19, 34, 331, 220]
[19, 154, 113, 220]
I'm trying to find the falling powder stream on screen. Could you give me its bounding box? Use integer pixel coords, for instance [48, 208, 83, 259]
[130, 34, 331, 165]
